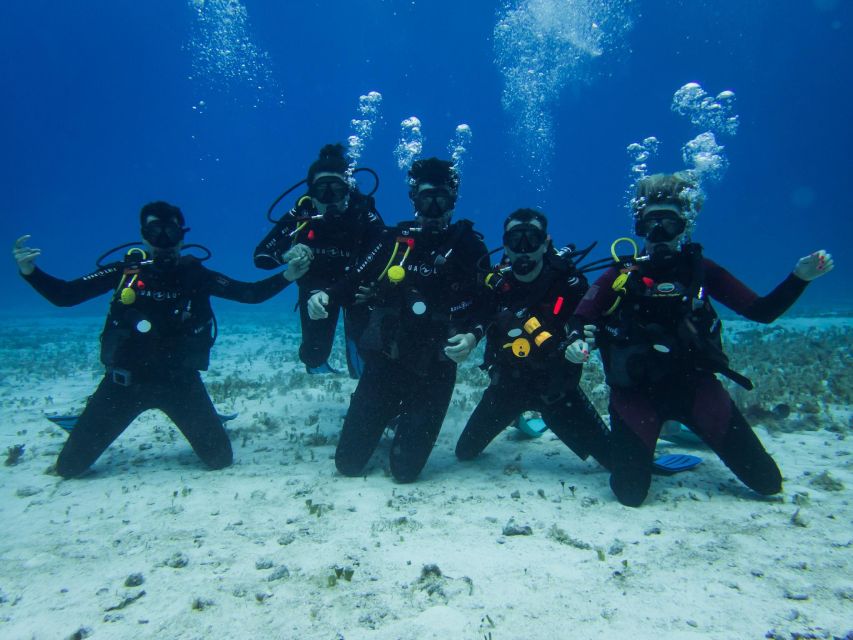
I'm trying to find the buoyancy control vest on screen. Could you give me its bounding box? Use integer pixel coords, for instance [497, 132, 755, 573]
[599, 243, 752, 390]
[358, 219, 484, 369]
[100, 256, 216, 372]
[257, 191, 382, 285]
[485, 251, 588, 369]
[292, 192, 379, 266]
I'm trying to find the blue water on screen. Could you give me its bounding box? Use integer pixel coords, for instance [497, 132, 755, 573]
[2, 0, 850, 315]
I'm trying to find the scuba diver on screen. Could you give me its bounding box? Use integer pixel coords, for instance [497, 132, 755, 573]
[455, 208, 610, 469]
[564, 173, 835, 507]
[13, 201, 310, 478]
[253, 143, 385, 378]
[308, 157, 489, 482]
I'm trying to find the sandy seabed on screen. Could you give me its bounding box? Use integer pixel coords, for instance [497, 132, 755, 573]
[0, 311, 850, 640]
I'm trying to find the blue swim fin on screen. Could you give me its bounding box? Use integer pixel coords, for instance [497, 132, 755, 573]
[306, 361, 341, 375]
[346, 338, 364, 380]
[652, 453, 703, 475]
[46, 411, 239, 433]
[515, 415, 548, 438]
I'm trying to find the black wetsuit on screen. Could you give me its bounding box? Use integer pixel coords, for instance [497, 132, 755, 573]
[456, 253, 610, 468]
[326, 219, 489, 482]
[22, 256, 290, 477]
[254, 192, 385, 377]
[572, 244, 809, 506]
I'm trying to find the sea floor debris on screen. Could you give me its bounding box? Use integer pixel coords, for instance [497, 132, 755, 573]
[0, 311, 849, 639]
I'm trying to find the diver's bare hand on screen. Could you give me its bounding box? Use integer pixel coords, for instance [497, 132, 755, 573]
[444, 333, 476, 364]
[284, 243, 313, 263]
[564, 339, 590, 364]
[582, 324, 598, 350]
[354, 284, 377, 305]
[307, 291, 330, 320]
[283, 256, 310, 281]
[282, 243, 313, 281]
[794, 250, 834, 281]
[13, 235, 40, 276]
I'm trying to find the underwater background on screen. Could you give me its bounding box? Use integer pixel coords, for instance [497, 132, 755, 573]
[1, 0, 850, 312]
[1, 4, 852, 639]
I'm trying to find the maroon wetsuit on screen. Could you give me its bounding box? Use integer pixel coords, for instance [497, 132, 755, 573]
[571, 248, 808, 506]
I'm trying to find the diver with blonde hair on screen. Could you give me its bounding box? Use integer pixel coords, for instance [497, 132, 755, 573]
[565, 173, 834, 507]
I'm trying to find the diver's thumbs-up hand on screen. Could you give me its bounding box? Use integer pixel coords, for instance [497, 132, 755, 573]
[794, 250, 834, 281]
[13, 235, 40, 276]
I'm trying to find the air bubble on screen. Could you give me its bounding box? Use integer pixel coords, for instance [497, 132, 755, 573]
[395, 117, 424, 172]
[672, 82, 738, 136]
[494, 0, 633, 188]
[447, 124, 473, 177]
[347, 91, 383, 172]
[186, 0, 283, 107]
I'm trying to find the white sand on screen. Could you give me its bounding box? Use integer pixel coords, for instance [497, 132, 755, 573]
[0, 312, 850, 640]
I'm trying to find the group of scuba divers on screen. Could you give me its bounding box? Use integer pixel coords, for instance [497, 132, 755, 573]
[13, 143, 835, 507]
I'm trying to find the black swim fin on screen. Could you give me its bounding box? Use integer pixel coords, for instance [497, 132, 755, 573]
[46, 412, 239, 433]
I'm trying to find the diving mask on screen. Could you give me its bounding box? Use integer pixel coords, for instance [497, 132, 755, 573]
[414, 188, 456, 218]
[503, 224, 546, 254]
[142, 218, 187, 249]
[635, 209, 686, 243]
[309, 176, 349, 205]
